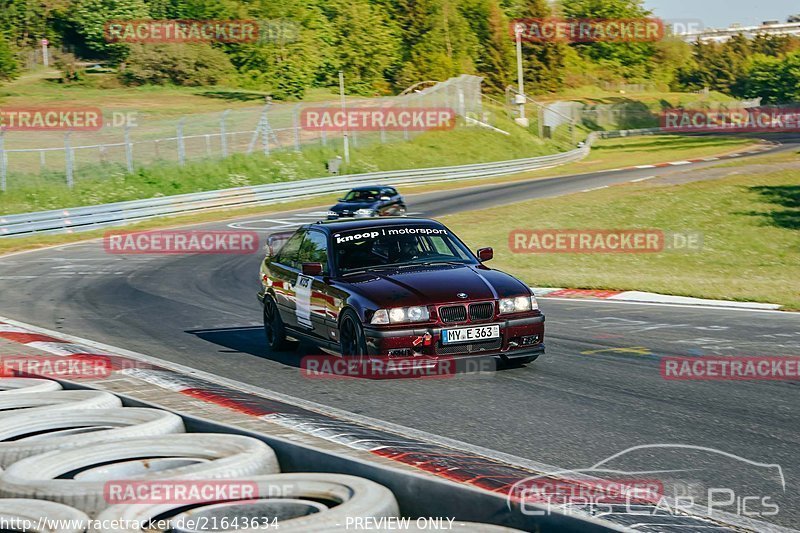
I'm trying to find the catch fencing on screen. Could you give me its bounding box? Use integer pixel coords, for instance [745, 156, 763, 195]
[0, 75, 483, 191]
[0, 129, 663, 238]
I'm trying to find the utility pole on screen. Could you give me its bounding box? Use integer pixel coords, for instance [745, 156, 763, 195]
[339, 71, 350, 164]
[514, 24, 529, 127]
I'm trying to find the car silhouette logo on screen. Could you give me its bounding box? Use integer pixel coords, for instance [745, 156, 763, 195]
[457, 293, 468, 299]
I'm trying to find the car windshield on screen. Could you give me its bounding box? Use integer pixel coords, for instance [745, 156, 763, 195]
[332, 225, 475, 274]
[343, 189, 381, 202]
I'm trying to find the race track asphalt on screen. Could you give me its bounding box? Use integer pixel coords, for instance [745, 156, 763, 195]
[1, 144, 798, 529]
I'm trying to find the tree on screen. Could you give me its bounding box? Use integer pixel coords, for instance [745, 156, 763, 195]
[512, 0, 566, 93]
[461, 0, 514, 93]
[64, 0, 149, 61]
[560, 0, 657, 81]
[317, 0, 402, 95]
[0, 34, 19, 81]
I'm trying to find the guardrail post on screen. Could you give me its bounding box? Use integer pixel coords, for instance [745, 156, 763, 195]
[220, 110, 230, 158]
[124, 124, 134, 173]
[177, 118, 186, 166]
[293, 105, 301, 152]
[0, 132, 6, 192]
[64, 132, 74, 188]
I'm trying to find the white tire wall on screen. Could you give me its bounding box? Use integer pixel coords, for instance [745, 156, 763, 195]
[0, 434, 280, 515]
[0, 390, 122, 413]
[0, 377, 62, 395]
[0, 408, 186, 467]
[92, 473, 399, 532]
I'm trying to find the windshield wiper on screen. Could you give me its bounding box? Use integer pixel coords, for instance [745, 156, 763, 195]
[396, 260, 465, 269]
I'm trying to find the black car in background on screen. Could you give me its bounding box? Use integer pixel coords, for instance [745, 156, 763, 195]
[327, 186, 406, 219]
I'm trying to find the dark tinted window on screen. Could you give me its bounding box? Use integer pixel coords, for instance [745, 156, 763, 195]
[332, 225, 474, 273]
[297, 230, 329, 274]
[344, 189, 380, 201]
[275, 229, 305, 269]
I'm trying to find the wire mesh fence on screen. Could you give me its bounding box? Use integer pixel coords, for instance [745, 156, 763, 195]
[0, 75, 483, 191]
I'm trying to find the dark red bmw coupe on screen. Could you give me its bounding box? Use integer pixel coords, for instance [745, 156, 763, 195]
[258, 218, 545, 365]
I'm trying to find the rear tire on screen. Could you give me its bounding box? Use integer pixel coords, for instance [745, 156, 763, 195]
[339, 310, 368, 357]
[264, 296, 291, 352]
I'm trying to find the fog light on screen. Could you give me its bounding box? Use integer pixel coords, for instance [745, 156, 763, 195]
[521, 335, 539, 346]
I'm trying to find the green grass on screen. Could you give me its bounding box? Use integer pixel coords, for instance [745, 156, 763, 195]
[0, 106, 563, 215]
[0, 133, 765, 258]
[442, 166, 800, 309]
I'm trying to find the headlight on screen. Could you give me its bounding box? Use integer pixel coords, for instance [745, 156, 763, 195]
[499, 296, 533, 314]
[326, 211, 339, 217]
[355, 208, 374, 216]
[371, 306, 430, 325]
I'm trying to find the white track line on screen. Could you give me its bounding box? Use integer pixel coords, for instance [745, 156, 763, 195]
[539, 297, 796, 316]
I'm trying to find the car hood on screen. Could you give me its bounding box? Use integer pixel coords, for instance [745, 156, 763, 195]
[341, 264, 530, 307]
[330, 201, 378, 212]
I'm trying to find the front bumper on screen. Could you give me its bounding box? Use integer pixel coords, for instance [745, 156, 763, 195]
[362, 314, 545, 361]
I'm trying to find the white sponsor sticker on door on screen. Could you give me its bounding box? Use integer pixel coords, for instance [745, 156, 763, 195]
[295, 274, 313, 329]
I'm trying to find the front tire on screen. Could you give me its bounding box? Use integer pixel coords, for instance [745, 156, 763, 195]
[339, 310, 368, 357]
[264, 296, 291, 352]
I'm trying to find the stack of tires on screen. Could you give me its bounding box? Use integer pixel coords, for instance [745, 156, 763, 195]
[0, 378, 523, 532]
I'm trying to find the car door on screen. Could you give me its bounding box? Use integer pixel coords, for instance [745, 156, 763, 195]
[294, 229, 334, 341]
[270, 229, 306, 329]
[377, 187, 396, 215]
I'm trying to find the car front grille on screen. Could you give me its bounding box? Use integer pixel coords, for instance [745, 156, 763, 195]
[436, 338, 502, 355]
[439, 305, 467, 323]
[469, 302, 494, 321]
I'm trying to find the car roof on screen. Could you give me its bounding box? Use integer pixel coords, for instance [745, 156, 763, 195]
[308, 217, 442, 234]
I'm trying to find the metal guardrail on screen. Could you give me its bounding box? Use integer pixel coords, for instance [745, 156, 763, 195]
[0, 128, 661, 238]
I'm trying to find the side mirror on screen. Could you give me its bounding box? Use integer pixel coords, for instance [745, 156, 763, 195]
[477, 247, 493, 262]
[302, 262, 323, 276]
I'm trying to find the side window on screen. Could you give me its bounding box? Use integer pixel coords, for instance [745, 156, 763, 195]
[275, 230, 305, 269]
[297, 230, 329, 274]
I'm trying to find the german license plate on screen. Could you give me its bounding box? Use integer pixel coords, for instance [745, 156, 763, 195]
[442, 325, 500, 345]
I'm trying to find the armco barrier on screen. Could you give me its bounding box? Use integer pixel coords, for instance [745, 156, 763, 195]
[0, 129, 662, 238]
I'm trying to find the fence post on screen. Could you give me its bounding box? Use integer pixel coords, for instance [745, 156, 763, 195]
[177, 117, 186, 166]
[64, 132, 74, 188]
[0, 132, 6, 192]
[40, 150, 46, 172]
[293, 104, 301, 152]
[220, 110, 230, 158]
[124, 124, 134, 173]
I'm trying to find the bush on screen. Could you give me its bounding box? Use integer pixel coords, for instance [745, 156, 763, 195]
[119, 44, 234, 86]
[0, 35, 18, 81]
